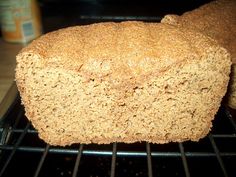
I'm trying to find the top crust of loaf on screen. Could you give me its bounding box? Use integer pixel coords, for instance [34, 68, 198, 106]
[161, 0, 236, 63]
[17, 21, 227, 80]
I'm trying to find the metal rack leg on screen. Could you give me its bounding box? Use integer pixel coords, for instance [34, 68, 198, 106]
[34, 144, 50, 177]
[146, 143, 153, 177]
[110, 143, 117, 177]
[72, 144, 84, 177]
[179, 143, 190, 177]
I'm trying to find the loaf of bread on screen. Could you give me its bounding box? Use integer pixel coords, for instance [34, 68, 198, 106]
[161, 0, 236, 109]
[15, 21, 231, 146]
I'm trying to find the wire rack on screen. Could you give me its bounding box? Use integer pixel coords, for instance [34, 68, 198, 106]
[0, 95, 235, 177]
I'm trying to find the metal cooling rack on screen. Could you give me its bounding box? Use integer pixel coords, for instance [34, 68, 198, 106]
[0, 95, 235, 177]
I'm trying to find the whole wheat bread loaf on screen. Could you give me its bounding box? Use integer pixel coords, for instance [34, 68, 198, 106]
[15, 22, 231, 146]
[161, 0, 236, 109]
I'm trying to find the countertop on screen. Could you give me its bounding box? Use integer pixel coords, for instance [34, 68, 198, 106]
[0, 39, 24, 118]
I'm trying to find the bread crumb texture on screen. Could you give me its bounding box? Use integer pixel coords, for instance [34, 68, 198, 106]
[15, 21, 231, 146]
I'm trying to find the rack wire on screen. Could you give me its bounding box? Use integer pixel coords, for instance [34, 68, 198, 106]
[0, 96, 235, 177]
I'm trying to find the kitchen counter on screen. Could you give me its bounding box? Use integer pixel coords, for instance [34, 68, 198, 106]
[0, 39, 24, 118]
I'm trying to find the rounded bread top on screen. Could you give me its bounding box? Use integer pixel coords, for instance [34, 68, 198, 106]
[18, 21, 228, 79]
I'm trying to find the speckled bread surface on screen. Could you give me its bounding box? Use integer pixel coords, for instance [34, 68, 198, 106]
[228, 65, 236, 108]
[15, 21, 231, 146]
[161, 0, 236, 109]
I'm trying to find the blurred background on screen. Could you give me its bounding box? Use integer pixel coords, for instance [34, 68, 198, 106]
[0, 0, 212, 35]
[36, 0, 212, 32]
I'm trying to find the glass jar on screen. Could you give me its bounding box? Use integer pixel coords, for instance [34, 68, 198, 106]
[0, 0, 42, 43]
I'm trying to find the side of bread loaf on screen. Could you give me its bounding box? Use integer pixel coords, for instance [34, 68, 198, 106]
[161, 0, 236, 108]
[228, 66, 236, 108]
[15, 22, 231, 146]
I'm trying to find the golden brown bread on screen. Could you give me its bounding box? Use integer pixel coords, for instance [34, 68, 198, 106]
[161, 0, 236, 108]
[15, 21, 231, 146]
